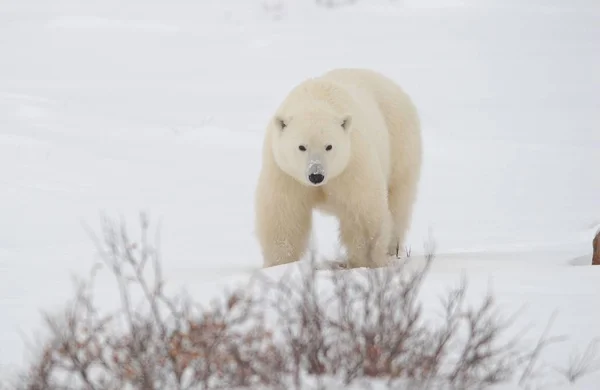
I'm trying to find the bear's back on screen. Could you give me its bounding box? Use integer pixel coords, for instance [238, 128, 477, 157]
[322, 68, 422, 187]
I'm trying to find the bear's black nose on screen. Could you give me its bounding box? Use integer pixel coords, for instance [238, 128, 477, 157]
[309, 173, 324, 184]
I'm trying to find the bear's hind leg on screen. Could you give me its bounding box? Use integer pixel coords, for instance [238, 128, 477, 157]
[387, 181, 418, 258]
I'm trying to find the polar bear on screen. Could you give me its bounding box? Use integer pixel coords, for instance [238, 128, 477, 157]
[254, 68, 422, 269]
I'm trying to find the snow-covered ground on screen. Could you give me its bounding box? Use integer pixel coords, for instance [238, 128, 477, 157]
[1, 0, 599, 387]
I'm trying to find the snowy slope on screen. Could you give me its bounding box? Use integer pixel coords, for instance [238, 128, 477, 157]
[1, 0, 599, 387]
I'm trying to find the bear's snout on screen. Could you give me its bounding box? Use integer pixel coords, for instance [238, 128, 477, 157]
[309, 173, 325, 185]
[306, 159, 326, 186]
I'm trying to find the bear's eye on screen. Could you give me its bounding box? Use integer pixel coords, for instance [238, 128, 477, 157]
[325, 144, 333, 151]
[298, 145, 307, 151]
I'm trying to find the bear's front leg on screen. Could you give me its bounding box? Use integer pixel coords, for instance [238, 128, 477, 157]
[255, 175, 313, 268]
[337, 192, 392, 269]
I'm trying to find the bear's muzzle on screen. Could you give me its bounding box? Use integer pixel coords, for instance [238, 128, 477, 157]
[306, 159, 326, 186]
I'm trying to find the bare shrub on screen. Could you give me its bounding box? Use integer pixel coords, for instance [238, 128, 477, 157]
[8, 214, 598, 389]
[258, 254, 541, 390]
[555, 338, 600, 383]
[14, 214, 284, 390]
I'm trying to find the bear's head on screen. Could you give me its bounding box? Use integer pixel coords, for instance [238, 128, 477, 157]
[270, 110, 353, 187]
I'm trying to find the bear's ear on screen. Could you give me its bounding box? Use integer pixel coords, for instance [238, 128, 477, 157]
[274, 115, 288, 131]
[340, 114, 353, 132]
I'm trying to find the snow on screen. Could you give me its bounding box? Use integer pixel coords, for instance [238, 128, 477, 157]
[1, 0, 599, 387]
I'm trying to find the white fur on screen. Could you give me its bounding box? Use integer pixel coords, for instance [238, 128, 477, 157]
[255, 68, 422, 268]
